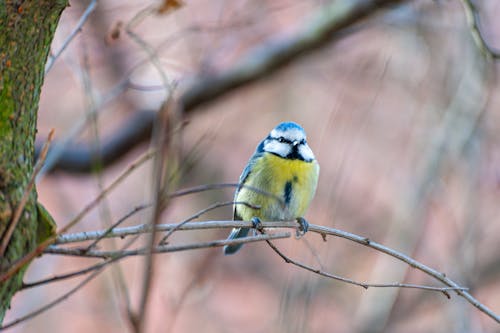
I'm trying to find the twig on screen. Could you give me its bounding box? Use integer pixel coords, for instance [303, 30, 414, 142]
[125, 4, 171, 91]
[0, 150, 155, 284]
[168, 183, 284, 206]
[308, 224, 500, 323]
[22, 229, 276, 290]
[133, 99, 173, 333]
[35, 110, 157, 173]
[49, 220, 500, 323]
[84, 203, 152, 251]
[21, 260, 109, 290]
[0, 264, 104, 331]
[45, 232, 291, 258]
[2, 232, 288, 331]
[4, 224, 144, 331]
[54, 220, 257, 244]
[0, 130, 54, 257]
[158, 200, 259, 245]
[45, 0, 97, 73]
[265, 240, 465, 295]
[61, 151, 156, 235]
[460, 0, 500, 59]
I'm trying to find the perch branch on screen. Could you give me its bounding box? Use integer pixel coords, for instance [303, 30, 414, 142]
[48, 220, 499, 323]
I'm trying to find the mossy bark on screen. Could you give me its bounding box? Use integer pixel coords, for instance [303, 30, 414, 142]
[0, 1, 67, 322]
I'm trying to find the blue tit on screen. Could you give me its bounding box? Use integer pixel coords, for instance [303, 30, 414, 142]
[223, 121, 319, 255]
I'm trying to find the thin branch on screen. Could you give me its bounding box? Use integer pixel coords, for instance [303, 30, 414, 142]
[265, 239, 464, 295]
[0, 265, 104, 331]
[460, 0, 500, 59]
[167, 183, 284, 206]
[2, 232, 288, 331]
[54, 220, 254, 244]
[50, 220, 500, 323]
[45, 0, 97, 73]
[0, 130, 54, 257]
[309, 224, 500, 323]
[4, 225, 144, 330]
[125, 4, 171, 91]
[158, 200, 259, 245]
[22, 231, 280, 290]
[0, 150, 155, 283]
[134, 99, 173, 333]
[45, 232, 291, 258]
[21, 260, 109, 290]
[35, 110, 156, 173]
[84, 203, 152, 251]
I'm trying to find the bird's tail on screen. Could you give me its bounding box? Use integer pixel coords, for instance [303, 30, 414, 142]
[223, 227, 250, 255]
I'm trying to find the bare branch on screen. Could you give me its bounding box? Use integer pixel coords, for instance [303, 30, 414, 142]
[0, 150, 155, 284]
[265, 239, 465, 295]
[1, 265, 104, 331]
[49, 220, 500, 323]
[180, 0, 404, 111]
[158, 200, 258, 245]
[45, 232, 291, 258]
[45, 0, 97, 73]
[37, 1, 408, 175]
[84, 204, 152, 251]
[133, 99, 175, 332]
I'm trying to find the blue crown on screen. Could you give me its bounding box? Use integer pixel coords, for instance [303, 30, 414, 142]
[274, 122, 304, 132]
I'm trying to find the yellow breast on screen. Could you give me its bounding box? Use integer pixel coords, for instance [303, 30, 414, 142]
[235, 153, 319, 221]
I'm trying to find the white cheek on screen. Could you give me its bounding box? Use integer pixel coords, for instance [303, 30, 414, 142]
[299, 144, 315, 161]
[264, 140, 290, 157]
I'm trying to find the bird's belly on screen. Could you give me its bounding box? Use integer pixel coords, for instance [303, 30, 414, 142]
[235, 154, 319, 221]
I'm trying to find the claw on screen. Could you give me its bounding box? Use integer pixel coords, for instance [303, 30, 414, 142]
[251, 217, 264, 233]
[296, 217, 309, 238]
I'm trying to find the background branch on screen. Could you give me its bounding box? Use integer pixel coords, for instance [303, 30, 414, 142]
[36, 0, 405, 173]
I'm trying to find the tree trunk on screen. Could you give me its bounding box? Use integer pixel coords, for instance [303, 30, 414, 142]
[0, 1, 67, 322]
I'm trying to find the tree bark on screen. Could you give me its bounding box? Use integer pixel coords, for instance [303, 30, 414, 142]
[0, 0, 67, 322]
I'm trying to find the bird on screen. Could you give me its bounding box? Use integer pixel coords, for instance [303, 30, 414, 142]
[223, 121, 320, 255]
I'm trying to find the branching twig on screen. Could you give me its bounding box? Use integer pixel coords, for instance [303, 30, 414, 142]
[54, 220, 254, 244]
[0, 232, 289, 331]
[158, 200, 259, 245]
[0, 130, 54, 257]
[265, 240, 464, 295]
[1, 263, 104, 331]
[0, 150, 155, 283]
[48, 220, 500, 323]
[45, 0, 97, 73]
[46, 232, 291, 258]
[84, 203, 152, 251]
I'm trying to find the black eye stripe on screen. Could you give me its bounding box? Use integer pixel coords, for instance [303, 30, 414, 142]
[273, 136, 305, 145]
[278, 137, 290, 144]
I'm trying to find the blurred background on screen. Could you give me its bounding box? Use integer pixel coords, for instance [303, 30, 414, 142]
[5, 0, 500, 332]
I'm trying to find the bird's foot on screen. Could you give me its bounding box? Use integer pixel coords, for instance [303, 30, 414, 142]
[251, 217, 264, 234]
[295, 217, 309, 238]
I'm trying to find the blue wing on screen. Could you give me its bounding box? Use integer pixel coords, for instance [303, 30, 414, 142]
[233, 150, 262, 220]
[224, 141, 266, 255]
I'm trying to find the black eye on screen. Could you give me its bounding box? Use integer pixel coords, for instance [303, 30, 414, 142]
[278, 137, 286, 143]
